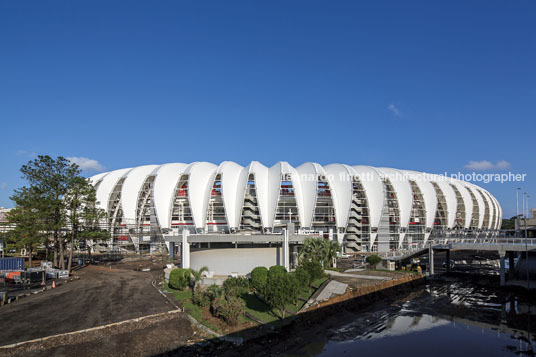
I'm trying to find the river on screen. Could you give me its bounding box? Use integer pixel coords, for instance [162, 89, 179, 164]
[178, 276, 536, 356]
[311, 279, 535, 356]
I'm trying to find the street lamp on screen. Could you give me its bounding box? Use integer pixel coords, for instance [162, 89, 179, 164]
[523, 192, 530, 289]
[517, 188, 521, 237]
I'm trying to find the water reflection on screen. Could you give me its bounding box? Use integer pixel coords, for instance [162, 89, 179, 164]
[313, 282, 535, 356]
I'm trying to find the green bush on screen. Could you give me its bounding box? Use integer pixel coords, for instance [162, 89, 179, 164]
[293, 266, 311, 291]
[192, 288, 211, 307]
[212, 295, 245, 326]
[223, 276, 250, 297]
[268, 265, 287, 279]
[207, 284, 223, 301]
[169, 268, 191, 290]
[366, 254, 382, 268]
[301, 260, 324, 282]
[250, 266, 268, 293]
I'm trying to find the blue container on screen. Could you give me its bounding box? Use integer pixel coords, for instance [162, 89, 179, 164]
[0, 257, 25, 271]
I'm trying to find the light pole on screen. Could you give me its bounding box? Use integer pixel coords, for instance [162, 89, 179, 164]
[517, 188, 521, 218]
[517, 188, 521, 237]
[523, 192, 529, 289]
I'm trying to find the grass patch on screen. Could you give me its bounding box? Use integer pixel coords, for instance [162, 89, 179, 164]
[166, 275, 331, 331]
[166, 284, 220, 332]
[311, 276, 329, 287]
[240, 293, 279, 323]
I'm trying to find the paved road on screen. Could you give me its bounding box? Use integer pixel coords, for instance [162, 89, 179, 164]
[0, 264, 175, 346]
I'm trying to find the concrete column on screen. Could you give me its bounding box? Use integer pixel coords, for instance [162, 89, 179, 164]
[429, 245, 435, 276]
[181, 230, 190, 269]
[169, 241, 175, 261]
[499, 253, 506, 286]
[446, 249, 451, 272]
[508, 251, 515, 280]
[282, 228, 290, 271]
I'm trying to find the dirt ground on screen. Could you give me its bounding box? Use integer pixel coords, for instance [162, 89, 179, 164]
[0, 262, 180, 347]
[0, 311, 196, 357]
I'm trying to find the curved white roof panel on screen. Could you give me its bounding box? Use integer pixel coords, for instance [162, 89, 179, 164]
[403, 170, 438, 232]
[324, 164, 353, 230]
[185, 162, 218, 229]
[295, 163, 322, 228]
[429, 175, 457, 229]
[89, 172, 109, 185]
[464, 182, 485, 229]
[120, 165, 160, 224]
[95, 167, 133, 212]
[450, 180, 473, 229]
[153, 163, 189, 229]
[246, 161, 269, 228]
[351, 166, 385, 230]
[217, 161, 246, 229]
[378, 168, 413, 234]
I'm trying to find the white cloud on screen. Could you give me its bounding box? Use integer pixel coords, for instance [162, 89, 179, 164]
[0, 183, 7, 190]
[388, 104, 400, 117]
[67, 157, 105, 172]
[464, 160, 511, 171]
[16, 150, 37, 158]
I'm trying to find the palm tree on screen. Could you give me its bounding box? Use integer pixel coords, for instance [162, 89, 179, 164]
[322, 239, 341, 268]
[299, 237, 341, 268]
[299, 237, 326, 264]
[188, 266, 209, 289]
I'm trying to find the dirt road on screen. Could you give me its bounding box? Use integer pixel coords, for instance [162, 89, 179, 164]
[0, 264, 176, 346]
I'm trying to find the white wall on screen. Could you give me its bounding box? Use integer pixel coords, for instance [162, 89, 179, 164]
[190, 247, 281, 276]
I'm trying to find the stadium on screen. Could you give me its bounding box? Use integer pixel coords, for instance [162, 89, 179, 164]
[90, 162, 502, 274]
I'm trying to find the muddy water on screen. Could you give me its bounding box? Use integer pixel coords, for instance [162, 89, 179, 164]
[312, 280, 535, 356]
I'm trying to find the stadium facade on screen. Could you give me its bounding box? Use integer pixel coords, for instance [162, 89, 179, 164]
[89, 162, 502, 256]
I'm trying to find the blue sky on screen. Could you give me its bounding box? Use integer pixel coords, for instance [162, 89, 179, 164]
[1, 1, 535, 217]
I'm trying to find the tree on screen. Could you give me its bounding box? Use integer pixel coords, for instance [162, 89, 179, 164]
[501, 217, 516, 230]
[301, 259, 324, 290]
[212, 295, 245, 326]
[366, 254, 382, 269]
[7, 187, 46, 267]
[323, 239, 341, 268]
[264, 272, 294, 319]
[268, 265, 287, 279]
[64, 176, 98, 272]
[287, 273, 300, 306]
[250, 266, 268, 293]
[299, 237, 326, 264]
[299, 237, 341, 268]
[293, 266, 311, 292]
[77, 190, 109, 261]
[18, 155, 81, 269]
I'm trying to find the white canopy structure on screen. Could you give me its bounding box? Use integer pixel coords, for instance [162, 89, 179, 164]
[90, 162, 502, 253]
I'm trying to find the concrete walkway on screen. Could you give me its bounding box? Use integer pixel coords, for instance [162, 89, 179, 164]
[302, 280, 348, 310]
[326, 270, 391, 281]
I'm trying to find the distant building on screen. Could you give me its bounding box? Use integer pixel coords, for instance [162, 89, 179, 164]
[0, 207, 12, 256]
[0, 207, 11, 223]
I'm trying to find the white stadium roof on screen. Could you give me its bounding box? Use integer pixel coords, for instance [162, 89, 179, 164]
[90, 162, 502, 239]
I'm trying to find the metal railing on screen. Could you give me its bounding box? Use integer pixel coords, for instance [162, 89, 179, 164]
[430, 237, 536, 246]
